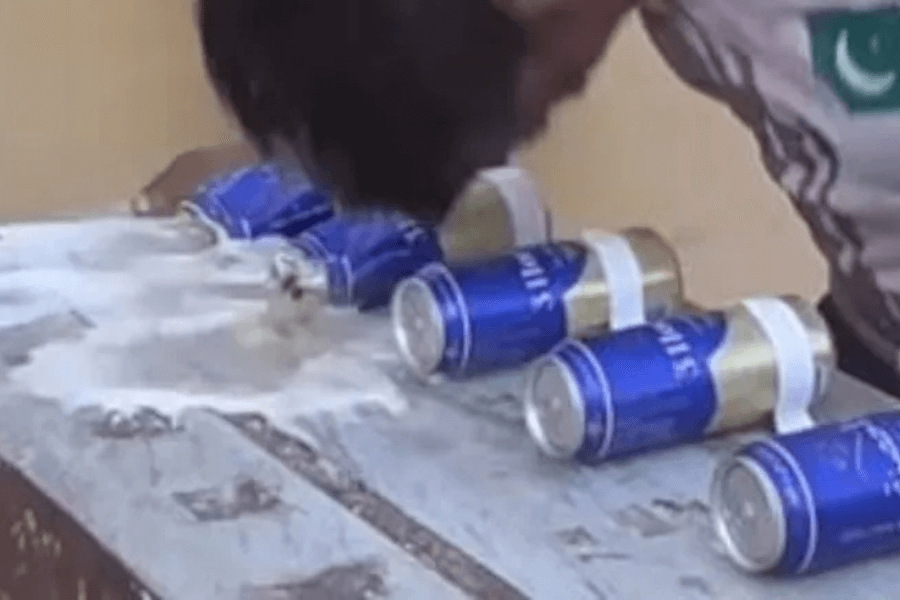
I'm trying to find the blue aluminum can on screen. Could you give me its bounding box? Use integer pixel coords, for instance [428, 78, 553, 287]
[391, 229, 683, 377]
[273, 213, 444, 310]
[523, 297, 834, 463]
[185, 164, 333, 240]
[712, 410, 900, 575]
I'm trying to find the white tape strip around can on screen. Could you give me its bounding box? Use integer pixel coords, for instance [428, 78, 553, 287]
[581, 231, 645, 330]
[477, 167, 550, 246]
[741, 297, 818, 434]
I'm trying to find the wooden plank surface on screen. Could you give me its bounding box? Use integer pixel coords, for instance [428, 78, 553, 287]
[269, 369, 900, 600]
[0, 215, 894, 599]
[0, 396, 469, 600]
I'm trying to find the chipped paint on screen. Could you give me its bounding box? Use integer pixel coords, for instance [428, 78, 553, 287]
[229, 415, 529, 600]
[0, 458, 160, 600]
[243, 561, 388, 600]
[9, 508, 63, 560]
[91, 408, 184, 439]
[172, 478, 284, 522]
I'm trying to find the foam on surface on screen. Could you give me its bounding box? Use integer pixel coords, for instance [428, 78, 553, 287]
[0, 216, 410, 430]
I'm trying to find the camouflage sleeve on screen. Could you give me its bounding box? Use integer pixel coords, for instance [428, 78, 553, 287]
[637, 4, 757, 126]
[637, 1, 900, 376]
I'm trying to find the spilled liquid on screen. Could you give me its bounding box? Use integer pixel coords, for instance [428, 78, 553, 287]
[0, 216, 408, 431]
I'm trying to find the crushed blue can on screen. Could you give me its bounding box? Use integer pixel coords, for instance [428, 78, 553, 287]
[272, 213, 444, 310]
[184, 164, 333, 240]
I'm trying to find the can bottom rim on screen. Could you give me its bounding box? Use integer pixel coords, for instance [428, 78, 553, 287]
[391, 277, 445, 376]
[710, 454, 786, 574]
[524, 355, 585, 460]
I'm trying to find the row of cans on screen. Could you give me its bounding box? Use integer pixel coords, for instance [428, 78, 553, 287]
[160, 161, 900, 578]
[162, 162, 554, 310]
[387, 229, 900, 578]
[385, 226, 836, 462]
[391, 228, 683, 376]
[522, 295, 900, 577]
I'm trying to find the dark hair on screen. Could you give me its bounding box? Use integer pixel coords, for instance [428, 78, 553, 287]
[199, 0, 528, 223]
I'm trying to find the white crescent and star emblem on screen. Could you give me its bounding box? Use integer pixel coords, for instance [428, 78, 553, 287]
[834, 28, 897, 98]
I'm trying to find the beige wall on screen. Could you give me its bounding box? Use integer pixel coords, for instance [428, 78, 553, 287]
[0, 8, 825, 305]
[0, 0, 239, 221]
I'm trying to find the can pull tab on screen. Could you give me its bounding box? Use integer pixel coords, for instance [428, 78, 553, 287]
[270, 250, 329, 295]
[581, 230, 645, 330]
[741, 297, 818, 434]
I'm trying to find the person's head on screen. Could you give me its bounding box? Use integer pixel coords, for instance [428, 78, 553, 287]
[199, 0, 634, 223]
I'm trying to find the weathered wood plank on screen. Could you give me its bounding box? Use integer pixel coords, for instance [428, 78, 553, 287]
[278, 370, 900, 600]
[0, 215, 896, 600]
[0, 395, 468, 600]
